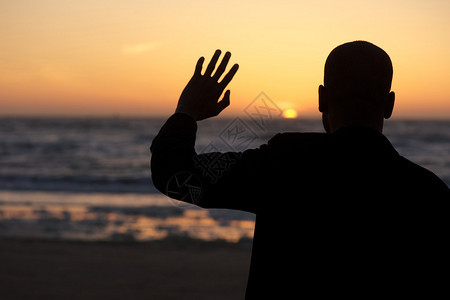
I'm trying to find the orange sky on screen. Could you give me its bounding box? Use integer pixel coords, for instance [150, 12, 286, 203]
[1, 0, 449, 118]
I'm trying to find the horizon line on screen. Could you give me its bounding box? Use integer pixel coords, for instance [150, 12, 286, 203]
[0, 114, 449, 121]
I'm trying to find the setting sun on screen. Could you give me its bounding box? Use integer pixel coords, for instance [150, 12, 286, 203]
[282, 109, 298, 119]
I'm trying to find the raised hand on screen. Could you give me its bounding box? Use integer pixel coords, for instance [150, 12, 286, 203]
[175, 50, 239, 121]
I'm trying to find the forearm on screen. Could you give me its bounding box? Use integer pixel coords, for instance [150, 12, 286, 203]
[150, 113, 198, 195]
[150, 113, 266, 213]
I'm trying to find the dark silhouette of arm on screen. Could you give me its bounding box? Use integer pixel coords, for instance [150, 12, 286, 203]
[150, 113, 269, 213]
[151, 50, 267, 213]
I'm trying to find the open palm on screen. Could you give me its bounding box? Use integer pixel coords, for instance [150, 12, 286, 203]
[175, 50, 239, 121]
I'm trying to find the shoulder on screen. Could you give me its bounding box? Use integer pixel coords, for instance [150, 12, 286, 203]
[396, 156, 449, 194]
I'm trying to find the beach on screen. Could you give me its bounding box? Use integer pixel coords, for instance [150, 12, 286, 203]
[0, 190, 255, 299]
[0, 237, 252, 300]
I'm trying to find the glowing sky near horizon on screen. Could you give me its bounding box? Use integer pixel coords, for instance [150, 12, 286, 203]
[1, 0, 449, 118]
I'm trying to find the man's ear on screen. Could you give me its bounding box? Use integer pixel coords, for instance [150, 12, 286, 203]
[318, 85, 328, 113]
[384, 91, 395, 119]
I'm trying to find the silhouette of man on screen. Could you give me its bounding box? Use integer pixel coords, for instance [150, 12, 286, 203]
[151, 41, 449, 299]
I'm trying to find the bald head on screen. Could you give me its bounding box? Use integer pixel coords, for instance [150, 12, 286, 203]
[324, 41, 393, 96]
[319, 41, 395, 133]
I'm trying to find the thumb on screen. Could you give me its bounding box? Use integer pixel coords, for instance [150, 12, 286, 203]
[216, 90, 231, 115]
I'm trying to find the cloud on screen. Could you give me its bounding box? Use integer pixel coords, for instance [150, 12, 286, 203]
[121, 42, 160, 55]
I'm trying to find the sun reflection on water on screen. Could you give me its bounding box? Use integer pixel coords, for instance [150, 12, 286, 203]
[0, 191, 255, 243]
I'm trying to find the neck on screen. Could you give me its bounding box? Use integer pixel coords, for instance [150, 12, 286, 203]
[325, 114, 384, 133]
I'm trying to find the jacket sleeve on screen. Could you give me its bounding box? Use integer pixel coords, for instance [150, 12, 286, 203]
[150, 113, 270, 214]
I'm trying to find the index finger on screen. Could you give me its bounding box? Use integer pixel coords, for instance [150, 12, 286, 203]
[219, 63, 239, 87]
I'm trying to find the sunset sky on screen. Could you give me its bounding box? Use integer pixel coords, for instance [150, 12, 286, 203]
[1, 0, 449, 118]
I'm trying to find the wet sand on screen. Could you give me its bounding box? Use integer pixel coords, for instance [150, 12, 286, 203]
[0, 238, 252, 300]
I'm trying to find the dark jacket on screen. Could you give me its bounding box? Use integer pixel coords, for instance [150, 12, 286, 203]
[151, 113, 449, 299]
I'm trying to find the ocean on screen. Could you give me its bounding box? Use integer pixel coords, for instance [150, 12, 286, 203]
[0, 117, 449, 242]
